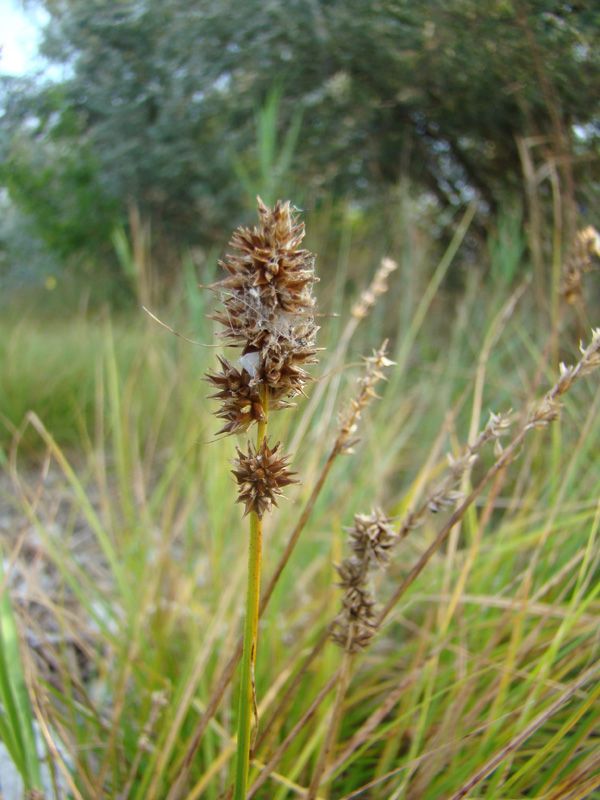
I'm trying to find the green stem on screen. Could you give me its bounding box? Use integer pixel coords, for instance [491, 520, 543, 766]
[234, 385, 268, 800]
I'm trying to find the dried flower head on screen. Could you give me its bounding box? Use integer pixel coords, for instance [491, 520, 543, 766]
[205, 355, 265, 436]
[347, 509, 397, 568]
[331, 558, 378, 652]
[205, 355, 297, 436]
[207, 198, 319, 427]
[336, 341, 395, 454]
[231, 438, 299, 519]
[528, 327, 600, 429]
[330, 509, 396, 652]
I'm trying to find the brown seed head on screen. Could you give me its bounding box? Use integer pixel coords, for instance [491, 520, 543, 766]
[336, 341, 395, 454]
[347, 509, 397, 568]
[231, 438, 299, 519]
[205, 355, 265, 436]
[331, 556, 378, 651]
[211, 197, 318, 350]
[207, 198, 319, 433]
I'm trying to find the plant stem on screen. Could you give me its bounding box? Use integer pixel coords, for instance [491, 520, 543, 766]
[306, 649, 353, 799]
[234, 386, 268, 800]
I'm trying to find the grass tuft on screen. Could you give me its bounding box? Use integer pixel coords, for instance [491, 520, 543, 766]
[1, 202, 599, 799]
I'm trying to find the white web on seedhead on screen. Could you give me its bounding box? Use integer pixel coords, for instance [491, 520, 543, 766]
[207, 283, 317, 351]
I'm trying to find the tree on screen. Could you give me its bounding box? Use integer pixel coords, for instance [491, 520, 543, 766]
[1, 0, 599, 266]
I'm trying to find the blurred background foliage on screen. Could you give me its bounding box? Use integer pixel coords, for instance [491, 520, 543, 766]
[2, 6, 600, 796]
[1, 0, 599, 302]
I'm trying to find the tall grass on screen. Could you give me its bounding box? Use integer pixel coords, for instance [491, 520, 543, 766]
[1, 197, 600, 800]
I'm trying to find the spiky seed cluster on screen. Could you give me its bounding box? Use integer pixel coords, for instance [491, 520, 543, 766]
[347, 511, 397, 568]
[332, 509, 396, 652]
[206, 355, 295, 436]
[206, 198, 319, 428]
[331, 560, 378, 652]
[205, 355, 264, 436]
[336, 342, 395, 455]
[529, 327, 600, 429]
[231, 438, 299, 519]
[393, 409, 513, 540]
[423, 410, 513, 514]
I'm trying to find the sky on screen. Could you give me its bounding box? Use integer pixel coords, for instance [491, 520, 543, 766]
[0, 0, 45, 75]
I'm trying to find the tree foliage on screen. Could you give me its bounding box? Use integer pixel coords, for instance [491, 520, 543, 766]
[1, 0, 599, 264]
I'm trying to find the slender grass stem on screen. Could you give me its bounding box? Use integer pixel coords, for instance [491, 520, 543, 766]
[166, 443, 338, 796]
[234, 386, 268, 800]
[306, 649, 353, 799]
[247, 672, 341, 799]
[234, 511, 263, 798]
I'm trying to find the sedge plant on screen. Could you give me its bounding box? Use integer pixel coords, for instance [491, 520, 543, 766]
[204, 197, 319, 798]
[3, 203, 600, 798]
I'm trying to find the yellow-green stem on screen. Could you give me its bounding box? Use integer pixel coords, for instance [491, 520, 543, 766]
[234, 385, 268, 800]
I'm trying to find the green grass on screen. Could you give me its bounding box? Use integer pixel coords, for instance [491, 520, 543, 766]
[1, 201, 600, 799]
[0, 545, 43, 793]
